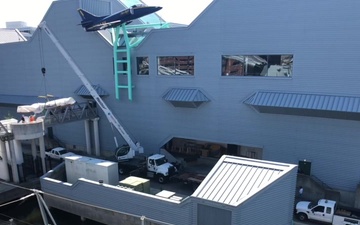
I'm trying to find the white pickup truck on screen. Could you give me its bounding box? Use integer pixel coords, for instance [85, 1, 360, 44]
[296, 199, 360, 225]
[45, 147, 76, 160]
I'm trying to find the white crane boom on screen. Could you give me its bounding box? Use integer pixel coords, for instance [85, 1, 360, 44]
[38, 22, 142, 154]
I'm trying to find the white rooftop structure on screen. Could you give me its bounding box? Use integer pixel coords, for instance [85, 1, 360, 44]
[0, 28, 26, 44]
[192, 155, 297, 206]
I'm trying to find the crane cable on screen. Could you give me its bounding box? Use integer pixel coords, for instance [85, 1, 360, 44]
[38, 29, 49, 102]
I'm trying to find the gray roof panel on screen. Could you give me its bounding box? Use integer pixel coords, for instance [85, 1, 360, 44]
[192, 155, 296, 206]
[245, 91, 360, 112]
[163, 88, 210, 108]
[163, 88, 210, 102]
[244, 91, 360, 120]
[74, 85, 109, 97]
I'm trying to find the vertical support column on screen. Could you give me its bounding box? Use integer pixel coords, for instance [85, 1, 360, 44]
[113, 26, 121, 100]
[31, 139, 37, 174]
[0, 141, 10, 181]
[13, 140, 24, 182]
[84, 119, 92, 155]
[7, 141, 19, 183]
[39, 136, 46, 174]
[92, 118, 100, 157]
[13, 140, 24, 164]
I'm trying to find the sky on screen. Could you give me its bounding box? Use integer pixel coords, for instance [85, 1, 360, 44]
[0, 0, 212, 28]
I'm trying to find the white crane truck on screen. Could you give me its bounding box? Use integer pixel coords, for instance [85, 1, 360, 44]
[39, 22, 176, 183]
[116, 146, 177, 183]
[296, 199, 360, 225]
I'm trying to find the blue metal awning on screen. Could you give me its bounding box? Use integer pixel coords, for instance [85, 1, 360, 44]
[163, 88, 210, 108]
[244, 91, 360, 120]
[74, 85, 109, 97]
[0, 94, 45, 105]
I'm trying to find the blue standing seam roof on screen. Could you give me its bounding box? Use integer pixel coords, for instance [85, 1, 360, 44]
[244, 91, 360, 113]
[74, 85, 109, 97]
[163, 88, 210, 102]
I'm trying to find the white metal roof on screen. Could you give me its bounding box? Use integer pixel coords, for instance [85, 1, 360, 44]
[192, 155, 297, 206]
[0, 28, 27, 44]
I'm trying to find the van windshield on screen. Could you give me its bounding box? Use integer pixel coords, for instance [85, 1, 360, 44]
[155, 157, 167, 166]
[58, 149, 68, 155]
[308, 202, 316, 209]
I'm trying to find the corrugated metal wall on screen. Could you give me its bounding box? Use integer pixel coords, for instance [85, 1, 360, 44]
[232, 169, 297, 225]
[0, 0, 360, 193]
[197, 204, 231, 225]
[131, 0, 360, 192]
[80, 0, 111, 15]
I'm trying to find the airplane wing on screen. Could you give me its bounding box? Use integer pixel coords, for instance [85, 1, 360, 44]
[88, 20, 123, 31]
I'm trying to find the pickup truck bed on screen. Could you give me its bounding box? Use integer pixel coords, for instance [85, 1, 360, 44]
[336, 206, 360, 217]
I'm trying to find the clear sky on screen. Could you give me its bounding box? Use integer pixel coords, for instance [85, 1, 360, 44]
[0, 0, 212, 28]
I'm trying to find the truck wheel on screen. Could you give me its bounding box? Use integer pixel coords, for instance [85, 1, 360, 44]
[118, 168, 125, 175]
[157, 175, 166, 184]
[298, 213, 307, 221]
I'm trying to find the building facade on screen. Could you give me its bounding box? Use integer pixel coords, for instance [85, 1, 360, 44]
[0, 0, 360, 197]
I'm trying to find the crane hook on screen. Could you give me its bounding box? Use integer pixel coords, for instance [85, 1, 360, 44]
[41, 67, 46, 76]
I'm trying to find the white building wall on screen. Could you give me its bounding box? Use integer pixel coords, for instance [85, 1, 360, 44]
[0, 0, 359, 192]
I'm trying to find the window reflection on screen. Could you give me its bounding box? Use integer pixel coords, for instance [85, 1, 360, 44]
[222, 55, 293, 77]
[158, 56, 194, 75]
[136, 57, 149, 75]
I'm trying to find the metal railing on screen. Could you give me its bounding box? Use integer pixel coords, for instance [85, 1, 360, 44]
[42, 101, 98, 127]
[0, 122, 14, 142]
[311, 174, 333, 190]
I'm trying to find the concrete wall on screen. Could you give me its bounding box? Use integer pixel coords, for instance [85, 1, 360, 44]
[41, 156, 297, 225]
[44, 194, 167, 225]
[41, 168, 193, 225]
[297, 173, 357, 207]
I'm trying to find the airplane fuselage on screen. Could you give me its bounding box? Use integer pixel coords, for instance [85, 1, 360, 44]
[79, 6, 162, 32]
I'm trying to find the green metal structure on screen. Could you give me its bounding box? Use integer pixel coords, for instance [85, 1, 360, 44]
[112, 0, 169, 101]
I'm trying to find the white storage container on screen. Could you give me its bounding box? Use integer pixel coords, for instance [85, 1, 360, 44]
[65, 155, 118, 185]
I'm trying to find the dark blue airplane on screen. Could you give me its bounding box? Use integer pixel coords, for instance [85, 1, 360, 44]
[78, 4, 162, 32]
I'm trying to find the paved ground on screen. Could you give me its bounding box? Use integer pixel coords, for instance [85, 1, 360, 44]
[293, 220, 323, 225]
[293, 217, 327, 225]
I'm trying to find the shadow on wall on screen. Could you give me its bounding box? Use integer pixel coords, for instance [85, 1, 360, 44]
[296, 173, 341, 204]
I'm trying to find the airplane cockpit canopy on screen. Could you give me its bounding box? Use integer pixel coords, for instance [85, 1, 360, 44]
[131, 4, 144, 8]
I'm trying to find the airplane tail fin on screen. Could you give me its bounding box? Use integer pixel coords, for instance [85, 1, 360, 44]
[77, 9, 100, 28]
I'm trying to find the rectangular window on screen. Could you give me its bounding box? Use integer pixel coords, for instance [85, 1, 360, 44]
[158, 56, 194, 76]
[136, 57, 149, 75]
[326, 207, 332, 214]
[222, 55, 293, 77]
